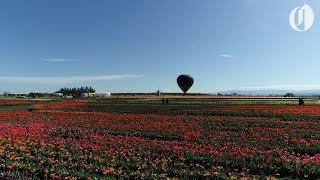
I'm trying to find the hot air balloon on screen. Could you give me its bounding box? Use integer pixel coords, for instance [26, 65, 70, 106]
[177, 74, 194, 94]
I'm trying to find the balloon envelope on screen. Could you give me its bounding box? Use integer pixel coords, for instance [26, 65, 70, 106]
[177, 74, 194, 93]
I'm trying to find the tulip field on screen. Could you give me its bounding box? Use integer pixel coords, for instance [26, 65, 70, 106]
[1, 98, 320, 178]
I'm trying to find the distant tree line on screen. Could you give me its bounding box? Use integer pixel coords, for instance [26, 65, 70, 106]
[28, 92, 53, 98]
[284, 93, 295, 97]
[56, 87, 95, 98]
[217, 93, 240, 96]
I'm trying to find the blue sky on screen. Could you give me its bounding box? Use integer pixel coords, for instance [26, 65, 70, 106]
[0, 0, 320, 93]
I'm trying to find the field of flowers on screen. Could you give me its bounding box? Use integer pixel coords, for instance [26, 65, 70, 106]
[195, 104, 320, 116]
[1, 99, 320, 178]
[0, 99, 30, 106]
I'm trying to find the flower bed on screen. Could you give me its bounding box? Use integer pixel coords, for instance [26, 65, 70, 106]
[0, 110, 319, 178]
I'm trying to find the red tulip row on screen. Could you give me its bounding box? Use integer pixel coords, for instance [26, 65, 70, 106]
[0, 99, 29, 106]
[0, 109, 318, 178]
[185, 104, 320, 119]
[32, 101, 87, 111]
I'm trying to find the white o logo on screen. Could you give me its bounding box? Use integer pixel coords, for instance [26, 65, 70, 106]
[289, 4, 314, 32]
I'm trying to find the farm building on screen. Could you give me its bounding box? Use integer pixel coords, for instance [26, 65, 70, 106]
[80, 92, 111, 98]
[54, 93, 64, 97]
[80, 92, 95, 98]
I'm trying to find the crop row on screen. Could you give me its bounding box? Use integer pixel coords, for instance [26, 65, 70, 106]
[0, 111, 318, 178]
